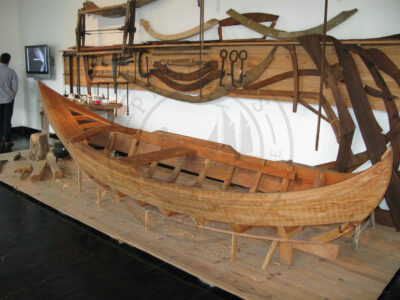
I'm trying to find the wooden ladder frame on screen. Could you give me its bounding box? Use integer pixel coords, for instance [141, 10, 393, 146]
[76, 0, 136, 55]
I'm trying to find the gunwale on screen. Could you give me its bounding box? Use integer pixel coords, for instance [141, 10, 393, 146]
[38, 81, 392, 227]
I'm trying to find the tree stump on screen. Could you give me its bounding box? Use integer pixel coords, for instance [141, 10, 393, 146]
[29, 133, 48, 160]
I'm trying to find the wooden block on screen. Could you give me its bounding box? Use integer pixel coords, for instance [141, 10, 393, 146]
[17, 164, 33, 179]
[30, 160, 48, 182]
[230, 223, 252, 233]
[47, 156, 63, 179]
[135, 200, 148, 207]
[158, 207, 177, 217]
[293, 242, 339, 261]
[0, 159, 7, 173]
[191, 216, 209, 226]
[278, 242, 293, 265]
[29, 133, 49, 160]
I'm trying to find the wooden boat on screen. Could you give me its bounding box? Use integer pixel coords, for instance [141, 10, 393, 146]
[38, 81, 392, 230]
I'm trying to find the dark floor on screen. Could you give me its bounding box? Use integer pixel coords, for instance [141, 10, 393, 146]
[0, 127, 399, 300]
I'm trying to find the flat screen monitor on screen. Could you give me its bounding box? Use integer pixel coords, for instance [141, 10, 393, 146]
[25, 45, 51, 79]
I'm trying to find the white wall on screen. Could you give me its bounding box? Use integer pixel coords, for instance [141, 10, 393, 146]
[2, 0, 400, 170]
[0, 0, 24, 127]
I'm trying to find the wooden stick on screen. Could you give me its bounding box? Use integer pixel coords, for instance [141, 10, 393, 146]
[128, 138, 138, 156]
[165, 155, 187, 183]
[193, 158, 210, 188]
[315, 0, 329, 151]
[261, 240, 278, 270]
[147, 161, 158, 178]
[287, 46, 299, 112]
[370, 211, 375, 229]
[97, 186, 103, 207]
[231, 234, 238, 262]
[77, 166, 82, 192]
[103, 132, 116, 156]
[145, 210, 149, 232]
[311, 222, 360, 243]
[221, 165, 235, 191]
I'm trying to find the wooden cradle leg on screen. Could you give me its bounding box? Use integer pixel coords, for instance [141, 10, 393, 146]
[261, 240, 278, 270]
[278, 242, 293, 265]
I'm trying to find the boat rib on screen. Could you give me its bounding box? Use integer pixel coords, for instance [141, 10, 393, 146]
[226, 8, 358, 40]
[140, 18, 218, 41]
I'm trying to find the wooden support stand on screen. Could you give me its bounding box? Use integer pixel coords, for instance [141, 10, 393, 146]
[17, 165, 33, 179]
[29, 133, 49, 160]
[29, 153, 63, 182]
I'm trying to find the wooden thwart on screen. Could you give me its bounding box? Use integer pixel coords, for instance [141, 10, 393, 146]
[120, 147, 195, 166]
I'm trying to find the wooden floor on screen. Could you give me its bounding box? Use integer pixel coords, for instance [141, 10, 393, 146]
[1, 149, 399, 300]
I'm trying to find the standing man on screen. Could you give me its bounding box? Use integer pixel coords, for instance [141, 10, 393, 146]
[0, 53, 18, 151]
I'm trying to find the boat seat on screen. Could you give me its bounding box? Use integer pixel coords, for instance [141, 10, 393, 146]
[118, 147, 196, 166]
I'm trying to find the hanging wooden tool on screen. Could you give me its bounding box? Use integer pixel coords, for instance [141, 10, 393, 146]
[315, 0, 329, 151]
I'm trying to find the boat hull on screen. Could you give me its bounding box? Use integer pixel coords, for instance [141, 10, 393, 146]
[38, 81, 392, 227]
[72, 141, 392, 226]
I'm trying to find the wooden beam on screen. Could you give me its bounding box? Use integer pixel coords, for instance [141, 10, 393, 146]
[103, 132, 116, 156]
[313, 172, 327, 188]
[278, 242, 293, 265]
[221, 165, 236, 191]
[47, 156, 62, 179]
[193, 158, 210, 188]
[191, 216, 209, 226]
[120, 147, 195, 166]
[293, 242, 339, 261]
[159, 208, 177, 217]
[97, 186, 104, 207]
[261, 240, 278, 270]
[77, 166, 82, 192]
[230, 224, 253, 233]
[145, 210, 149, 232]
[164, 155, 187, 183]
[30, 160, 48, 182]
[311, 222, 360, 243]
[231, 234, 238, 262]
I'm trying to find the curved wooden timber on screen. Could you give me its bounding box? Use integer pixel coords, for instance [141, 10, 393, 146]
[140, 18, 219, 41]
[226, 8, 358, 40]
[150, 69, 222, 91]
[153, 60, 218, 81]
[120, 46, 278, 103]
[217, 12, 279, 41]
[38, 81, 392, 228]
